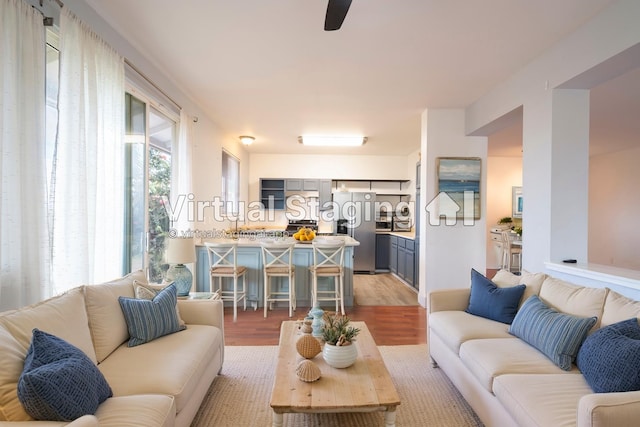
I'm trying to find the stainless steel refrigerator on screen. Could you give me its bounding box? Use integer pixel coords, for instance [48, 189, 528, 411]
[333, 191, 376, 273]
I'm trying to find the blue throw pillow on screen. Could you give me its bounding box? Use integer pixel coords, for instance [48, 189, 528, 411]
[17, 329, 112, 421]
[119, 283, 184, 347]
[577, 318, 640, 393]
[509, 295, 597, 370]
[465, 269, 526, 324]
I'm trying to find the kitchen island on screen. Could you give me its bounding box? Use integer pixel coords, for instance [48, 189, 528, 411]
[194, 236, 359, 309]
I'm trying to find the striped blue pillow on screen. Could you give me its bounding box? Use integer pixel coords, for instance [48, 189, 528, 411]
[119, 283, 185, 347]
[509, 295, 597, 370]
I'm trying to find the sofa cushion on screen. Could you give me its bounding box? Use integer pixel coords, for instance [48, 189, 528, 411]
[84, 270, 145, 362]
[538, 276, 607, 330]
[601, 289, 640, 327]
[133, 280, 186, 329]
[494, 374, 592, 427]
[98, 324, 222, 414]
[459, 338, 579, 393]
[466, 269, 525, 324]
[0, 287, 96, 364]
[119, 284, 185, 347]
[428, 311, 514, 355]
[491, 269, 546, 307]
[509, 295, 597, 370]
[577, 318, 640, 393]
[94, 395, 175, 427]
[0, 326, 32, 421]
[17, 329, 112, 421]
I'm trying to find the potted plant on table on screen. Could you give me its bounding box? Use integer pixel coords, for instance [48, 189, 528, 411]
[320, 313, 360, 368]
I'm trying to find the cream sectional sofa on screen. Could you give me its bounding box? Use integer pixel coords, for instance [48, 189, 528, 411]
[0, 271, 225, 427]
[428, 269, 640, 427]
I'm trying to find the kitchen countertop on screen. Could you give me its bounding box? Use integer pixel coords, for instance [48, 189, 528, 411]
[197, 235, 360, 247]
[376, 230, 416, 240]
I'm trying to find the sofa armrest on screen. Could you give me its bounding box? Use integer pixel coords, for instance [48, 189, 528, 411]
[578, 390, 640, 427]
[0, 415, 98, 427]
[177, 298, 224, 328]
[428, 288, 470, 313]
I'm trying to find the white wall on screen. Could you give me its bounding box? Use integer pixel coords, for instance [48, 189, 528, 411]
[589, 146, 640, 270]
[486, 157, 522, 268]
[464, 0, 640, 295]
[420, 109, 487, 307]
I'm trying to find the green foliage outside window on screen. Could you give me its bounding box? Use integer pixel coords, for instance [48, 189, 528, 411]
[148, 146, 171, 283]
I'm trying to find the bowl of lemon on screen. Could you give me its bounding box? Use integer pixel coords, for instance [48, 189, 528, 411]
[292, 227, 316, 243]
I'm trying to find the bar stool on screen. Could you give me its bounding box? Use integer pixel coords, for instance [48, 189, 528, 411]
[501, 231, 522, 273]
[261, 240, 296, 318]
[309, 239, 346, 315]
[205, 241, 247, 322]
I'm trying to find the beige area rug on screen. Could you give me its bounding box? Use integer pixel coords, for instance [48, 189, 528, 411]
[353, 273, 419, 306]
[191, 345, 483, 427]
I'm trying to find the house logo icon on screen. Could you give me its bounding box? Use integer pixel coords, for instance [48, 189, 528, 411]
[425, 191, 476, 226]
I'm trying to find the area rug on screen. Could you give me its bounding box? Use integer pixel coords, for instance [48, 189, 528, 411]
[191, 345, 483, 426]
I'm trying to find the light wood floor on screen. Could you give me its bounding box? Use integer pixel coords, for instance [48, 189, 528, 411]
[223, 273, 426, 346]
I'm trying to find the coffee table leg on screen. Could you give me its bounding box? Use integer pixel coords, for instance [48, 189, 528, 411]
[384, 408, 397, 427]
[272, 411, 283, 427]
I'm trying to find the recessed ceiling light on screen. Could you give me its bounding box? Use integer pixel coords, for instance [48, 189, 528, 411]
[239, 135, 255, 145]
[298, 135, 367, 147]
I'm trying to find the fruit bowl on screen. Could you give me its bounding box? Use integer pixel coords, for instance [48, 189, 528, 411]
[292, 227, 316, 243]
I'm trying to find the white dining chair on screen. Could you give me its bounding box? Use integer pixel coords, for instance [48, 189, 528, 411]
[261, 240, 297, 318]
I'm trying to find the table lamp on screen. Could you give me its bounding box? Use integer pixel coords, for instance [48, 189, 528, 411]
[165, 237, 196, 297]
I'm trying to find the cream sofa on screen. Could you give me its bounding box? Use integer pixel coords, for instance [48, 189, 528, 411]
[0, 271, 224, 427]
[428, 269, 640, 427]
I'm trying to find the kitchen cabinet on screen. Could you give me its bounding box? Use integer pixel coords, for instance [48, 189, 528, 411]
[375, 234, 390, 270]
[389, 235, 398, 274]
[388, 234, 415, 287]
[286, 179, 320, 191]
[260, 178, 285, 210]
[319, 179, 332, 211]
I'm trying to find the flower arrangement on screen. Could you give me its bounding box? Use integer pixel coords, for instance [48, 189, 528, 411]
[320, 313, 360, 346]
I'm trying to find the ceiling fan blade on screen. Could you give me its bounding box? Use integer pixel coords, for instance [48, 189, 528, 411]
[324, 0, 352, 31]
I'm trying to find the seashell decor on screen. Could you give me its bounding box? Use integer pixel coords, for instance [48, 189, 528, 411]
[296, 334, 321, 359]
[296, 359, 321, 382]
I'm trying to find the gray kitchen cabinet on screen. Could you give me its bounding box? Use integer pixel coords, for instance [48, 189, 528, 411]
[404, 238, 415, 287]
[286, 179, 320, 191]
[389, 235, 398, 274]
[375, 234, 390, 270]
[319, 179, 332, 211]
[260, 178, 285, 210]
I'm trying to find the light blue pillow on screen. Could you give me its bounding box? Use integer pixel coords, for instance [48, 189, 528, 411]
[509, 295, 597, 370]
[465, 269, 526, 324]
[577, 318, 640, 392]
[119, 283, 185, 347]
[17, 329, 112, 421]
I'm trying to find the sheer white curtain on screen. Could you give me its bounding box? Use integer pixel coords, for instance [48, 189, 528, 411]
[0, 0, 51, 311]
[172, 109, 194, 232]
[51, 9, 125, 292]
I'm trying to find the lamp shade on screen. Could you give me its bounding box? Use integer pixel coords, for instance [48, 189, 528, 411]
[165, 237, 195, 264]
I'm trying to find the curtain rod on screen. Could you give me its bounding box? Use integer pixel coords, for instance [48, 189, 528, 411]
[124, 58, 182, 111]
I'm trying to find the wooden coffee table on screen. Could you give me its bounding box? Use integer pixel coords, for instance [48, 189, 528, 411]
[270, 321, 400, 426]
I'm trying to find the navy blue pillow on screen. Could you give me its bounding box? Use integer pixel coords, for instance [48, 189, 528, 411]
[466, 269, 526, 324]
[577, 318, 640, 393]
[17, 329, 112, 421]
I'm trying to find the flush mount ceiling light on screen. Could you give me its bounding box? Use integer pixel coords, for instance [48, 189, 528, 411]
[239, 135, 255, 145]
[298, 135, 367, 147]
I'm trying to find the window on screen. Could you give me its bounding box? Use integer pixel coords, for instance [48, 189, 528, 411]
[124, 92, 177, 283]
[222, 150, 240, 214]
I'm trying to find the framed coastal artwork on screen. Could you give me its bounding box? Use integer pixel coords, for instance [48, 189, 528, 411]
[437, 157, 481, 220]
[512, 186, 523, 218]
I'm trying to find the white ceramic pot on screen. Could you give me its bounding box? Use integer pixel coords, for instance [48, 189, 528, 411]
[322, 343, 357, 368]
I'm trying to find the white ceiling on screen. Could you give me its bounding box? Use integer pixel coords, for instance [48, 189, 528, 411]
[86, 0, 623, 156]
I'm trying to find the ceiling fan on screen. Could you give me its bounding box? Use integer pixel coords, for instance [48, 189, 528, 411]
[324, 0, 352, 31]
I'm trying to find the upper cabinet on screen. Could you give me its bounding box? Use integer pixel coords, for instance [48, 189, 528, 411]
[260, 178, 285, 210]
[286, 179, 320, 191]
